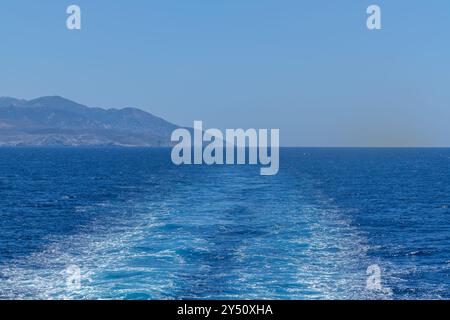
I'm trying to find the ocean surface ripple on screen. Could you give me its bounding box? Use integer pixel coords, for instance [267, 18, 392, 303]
[0, 148, 448, 299]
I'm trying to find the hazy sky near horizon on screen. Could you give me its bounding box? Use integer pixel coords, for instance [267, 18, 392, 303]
[1, 0, 449, 146]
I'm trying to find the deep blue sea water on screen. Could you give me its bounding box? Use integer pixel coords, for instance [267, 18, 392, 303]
[0, 148, 448, 299]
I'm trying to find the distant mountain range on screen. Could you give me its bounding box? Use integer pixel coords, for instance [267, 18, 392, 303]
[0, 96, 179, 147]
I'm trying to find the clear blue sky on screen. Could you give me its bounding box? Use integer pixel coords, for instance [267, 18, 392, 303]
[1, 0, 449, 146]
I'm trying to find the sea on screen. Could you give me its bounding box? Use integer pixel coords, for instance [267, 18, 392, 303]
[0, 148, 448, 299]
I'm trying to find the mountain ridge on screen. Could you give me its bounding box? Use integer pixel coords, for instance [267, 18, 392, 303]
[0, 96, 178, 147]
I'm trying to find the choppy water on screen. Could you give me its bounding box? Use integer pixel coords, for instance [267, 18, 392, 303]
[0, 148, 448, 299]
